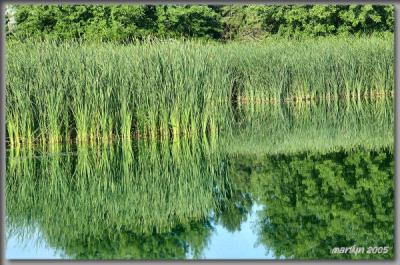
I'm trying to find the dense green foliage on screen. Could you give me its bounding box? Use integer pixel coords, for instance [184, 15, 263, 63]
[7, 4, 394, 41]
[220, 5, 394, 40]
[6, 36, 393, 148]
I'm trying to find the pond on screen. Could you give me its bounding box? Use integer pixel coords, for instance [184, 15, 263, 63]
[5, 99, 394, 260]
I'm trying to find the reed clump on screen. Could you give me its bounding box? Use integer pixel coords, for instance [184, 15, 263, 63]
[6, 35, 393, 148]
[229, 35, 394, 104]
[6, 40, 232, 148]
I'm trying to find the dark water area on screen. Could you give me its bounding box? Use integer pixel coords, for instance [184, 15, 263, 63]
[6, 100, 394, 260]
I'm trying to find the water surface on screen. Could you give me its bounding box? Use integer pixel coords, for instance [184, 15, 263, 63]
[6, 100, 394, 259]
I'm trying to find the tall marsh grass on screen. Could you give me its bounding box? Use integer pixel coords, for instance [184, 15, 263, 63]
[231, 36, 394, 103]
[6, 40, 232, 147]
[6, 36, 393, 147]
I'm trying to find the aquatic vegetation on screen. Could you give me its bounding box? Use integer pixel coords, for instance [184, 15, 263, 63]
[6, 36, 393, 148]
[231, 36, 394, 103]
[6, 40, 232, 147]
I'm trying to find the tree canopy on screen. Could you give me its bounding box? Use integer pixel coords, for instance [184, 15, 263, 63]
[6, 4, 394, 42]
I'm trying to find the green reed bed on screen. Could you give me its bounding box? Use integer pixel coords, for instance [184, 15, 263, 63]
[6, 40, 233, 148]
[230, 35, 394, 103]
[225, 97, 394, 155]
[6, 36, 393, 148]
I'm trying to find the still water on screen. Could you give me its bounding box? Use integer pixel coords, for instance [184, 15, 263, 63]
[7, 203, 271, 259]
[6, 100, 394, 259]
